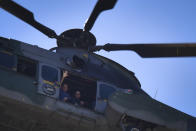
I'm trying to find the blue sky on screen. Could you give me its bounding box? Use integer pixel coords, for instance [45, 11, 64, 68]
[0, 0, 196, 116]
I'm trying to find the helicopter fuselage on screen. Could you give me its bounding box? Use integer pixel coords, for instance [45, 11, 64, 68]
[0, 36, 142, 131]
[0, 37, 195, 131]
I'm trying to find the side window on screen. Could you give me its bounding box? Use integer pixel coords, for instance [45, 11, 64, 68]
[95, 82, 117, 113]
[0, 50, 16, 70]
[17, 56, 37, 78]
[37, 64, 60, 99]
[42, 65, 58, 82]
[99, 84, 116, 99]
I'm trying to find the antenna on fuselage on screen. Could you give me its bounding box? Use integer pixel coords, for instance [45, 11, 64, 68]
[154, 88, 159, 99]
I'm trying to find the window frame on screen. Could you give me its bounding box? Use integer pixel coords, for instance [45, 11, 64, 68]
[41, 65, 59, 83]
[98, 83, 116, 100]
[95, 81, 117, 113]
[16, 55, 37, 78]
[37, 63, 61, 99]
[0, 50, 17, 71]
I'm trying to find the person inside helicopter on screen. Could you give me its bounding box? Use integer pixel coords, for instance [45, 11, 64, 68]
[59, 83, 71, 102]
[59, 70, 97, 110]
[59, 70, 71, 103]
[59, 70, 85, 106]
[71, 90, 84, 106]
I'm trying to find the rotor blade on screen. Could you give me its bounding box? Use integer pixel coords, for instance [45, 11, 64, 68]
[92, 43, 196, 58]
[0, 0, 57, 38]
[84, 0, 117, 32]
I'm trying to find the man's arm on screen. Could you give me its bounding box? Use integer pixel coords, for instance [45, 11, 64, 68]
[60, 70, 68, 87]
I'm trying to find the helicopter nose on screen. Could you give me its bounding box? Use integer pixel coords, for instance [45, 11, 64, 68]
[105, 91, 193, 131]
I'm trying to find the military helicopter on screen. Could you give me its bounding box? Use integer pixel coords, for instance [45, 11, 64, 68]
[0, 0, 196, 131]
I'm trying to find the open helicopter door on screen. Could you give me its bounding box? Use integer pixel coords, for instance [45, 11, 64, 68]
[95, 81, 117, 113]
[37, 63, 60, 99]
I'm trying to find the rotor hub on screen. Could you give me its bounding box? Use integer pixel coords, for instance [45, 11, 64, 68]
[57, 29, 96, 50]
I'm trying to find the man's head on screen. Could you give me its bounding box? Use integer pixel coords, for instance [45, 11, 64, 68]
[75, 90, 81, 99]
[62, 83, 69, 92]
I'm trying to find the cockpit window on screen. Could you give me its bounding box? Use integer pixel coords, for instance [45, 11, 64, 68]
[42, 65, 58, 82]
[0, 50, 16, 70]
[99, 84, 116, 99]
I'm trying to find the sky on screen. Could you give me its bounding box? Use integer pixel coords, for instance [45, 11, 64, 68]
[0, 0, 196, 116]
